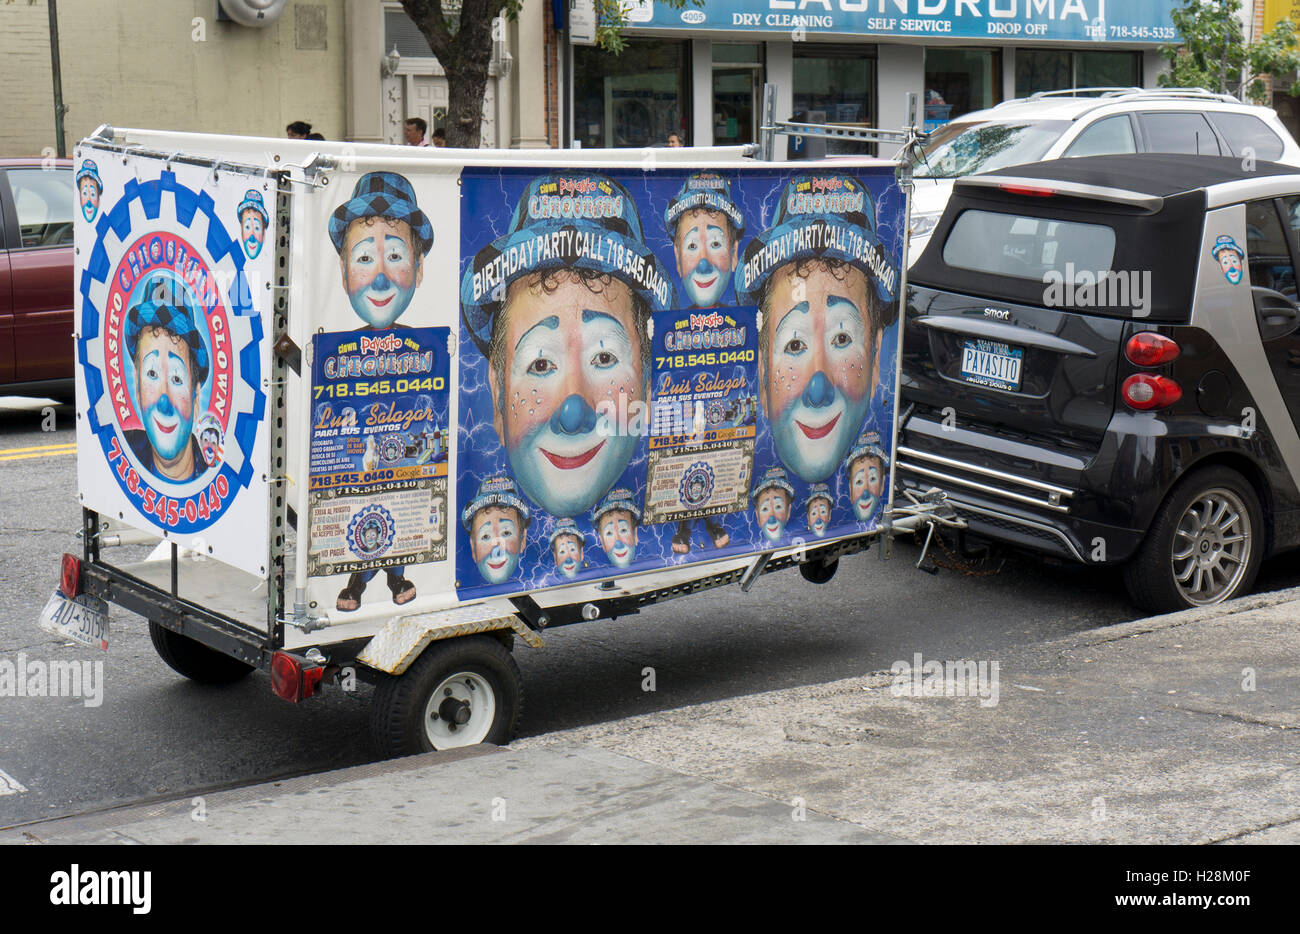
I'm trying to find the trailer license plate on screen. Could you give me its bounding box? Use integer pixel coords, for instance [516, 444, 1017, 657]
[38, 592, 110, 651]
[960, 339, 1023, 392]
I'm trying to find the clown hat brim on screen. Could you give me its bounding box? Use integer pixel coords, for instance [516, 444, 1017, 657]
[330, 174, 434, 256]
[461, 487, 532, 530]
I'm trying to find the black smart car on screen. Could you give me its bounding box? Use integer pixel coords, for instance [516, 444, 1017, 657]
[899, 153, 1300, 613]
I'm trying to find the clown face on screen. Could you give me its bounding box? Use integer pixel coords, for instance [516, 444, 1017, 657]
[200, 429, 221, 466]
[79, 179, 100, 223]
[491, 271, 644, 517]
[241, 210, 265, 259]
[135, 328, 198, 478]
[761, 263, 881, 482]
[471, 506, 524, 584]
[806, 498, 831, 537]
[848, 454, 886, 521]
[552, 534, 583, 579]
[755, 487, 790, 542]
[340, 217, 423, 328]
[673, 209, 738, 308]
[1217, 250, 1243, 284]
[597, 510, 638, 568]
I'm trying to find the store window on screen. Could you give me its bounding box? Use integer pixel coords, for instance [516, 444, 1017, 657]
[713, 43, 764, 146]
[1016, 49, 1141, 97]
[792, 45, 877, 155]
[924, 48, 1002, 130]
[574, 40, 689, 148]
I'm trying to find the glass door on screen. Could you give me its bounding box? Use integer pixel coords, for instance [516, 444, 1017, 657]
[712, 67, 759, 146]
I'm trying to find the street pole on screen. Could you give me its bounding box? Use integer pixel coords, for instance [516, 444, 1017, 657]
[49, 0, 67, 158]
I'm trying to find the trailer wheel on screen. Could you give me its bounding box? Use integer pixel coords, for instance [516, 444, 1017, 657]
[799, 557, 839, 584]
[148, 621, 255, 685]
[369, 634, 523, 757]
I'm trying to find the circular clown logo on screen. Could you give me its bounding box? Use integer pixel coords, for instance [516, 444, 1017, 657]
[705, 401, 726, 427]
[78, 164, 265, 536]
[348, 504, 396, 560]
[380, 434, 407, 463]
[679, 461, 715, 508]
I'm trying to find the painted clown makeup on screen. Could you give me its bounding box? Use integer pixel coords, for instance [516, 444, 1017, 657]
[849, 455, 885, 522]
[491, 272, 645, 518]
[674, 210, 737, 308]
[241, 211, 265, 259]
[598, 511, 638, 568]
[807, 498, 831, 537]
[1218, 251, 1243, 284]
[80, 179, 99, 222]
[761, 264, 880, 483]
[135, 329, 197, 477]
[552, 534, 583, 579]
[471, 506, 524, 584]
[755, 487, 791, 542]
[340, 218, 423, 329]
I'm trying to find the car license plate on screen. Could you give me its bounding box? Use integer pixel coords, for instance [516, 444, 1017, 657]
[38, 591, 109, 651]
[960, 338, 1024, 392]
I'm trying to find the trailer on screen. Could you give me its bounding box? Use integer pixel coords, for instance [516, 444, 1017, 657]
[41, 116, 958, 755]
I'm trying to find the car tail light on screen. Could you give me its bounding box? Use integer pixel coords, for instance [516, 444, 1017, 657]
[270, 651, 324, 703]
[1122, 373, 1182, 410]
[59, 553, 82, 598]
[998, 183, 1055, 198]
[1125, 332, 1180, 367]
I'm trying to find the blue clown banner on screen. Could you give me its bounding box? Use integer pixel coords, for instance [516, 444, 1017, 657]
[456, 164, 903, 600]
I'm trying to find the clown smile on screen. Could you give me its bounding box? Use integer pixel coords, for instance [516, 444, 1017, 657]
[611, 543, 629, 559]
[692, 273, 718, 290]
[153, 413, 179, 435]
[764, 517, 781, 532]
[541, 441, 605, 470]
[486, 555, 509, 571]
[366, 291, 396, 308]
[797, 412, 840, 440]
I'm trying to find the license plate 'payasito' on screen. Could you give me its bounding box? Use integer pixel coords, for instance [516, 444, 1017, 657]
[960, 338, 1024, 392]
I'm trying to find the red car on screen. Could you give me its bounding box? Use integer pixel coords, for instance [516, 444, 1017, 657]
[0, 157, 75, 401]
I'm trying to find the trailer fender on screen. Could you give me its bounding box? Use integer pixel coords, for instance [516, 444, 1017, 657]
[356, 603, 543, 676]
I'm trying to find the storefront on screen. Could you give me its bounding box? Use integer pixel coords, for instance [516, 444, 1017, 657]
[566, 0, 1180, 152]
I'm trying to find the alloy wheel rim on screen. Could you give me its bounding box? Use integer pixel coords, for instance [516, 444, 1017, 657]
[1171, 488, 1250, 606]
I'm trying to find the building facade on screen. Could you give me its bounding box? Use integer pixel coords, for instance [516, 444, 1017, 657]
[0, 0, 551, 156]
[564, 0, 1183, 153]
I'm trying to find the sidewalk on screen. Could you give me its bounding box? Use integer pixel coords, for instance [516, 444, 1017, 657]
[6, 586, 1299, 844]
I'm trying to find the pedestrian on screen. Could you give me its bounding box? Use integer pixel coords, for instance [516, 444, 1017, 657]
[431, 128, 446, 147]
[404, 117, 430, 146]
[306, 132, 325, 141]
[667, 132, 684, 147]
[286, 120, 312, 139]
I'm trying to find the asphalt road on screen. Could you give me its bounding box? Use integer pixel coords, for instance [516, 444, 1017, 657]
[1, 394, 1298, 828]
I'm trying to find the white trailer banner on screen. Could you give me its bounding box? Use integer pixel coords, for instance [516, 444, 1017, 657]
[74, 147, 273, 577]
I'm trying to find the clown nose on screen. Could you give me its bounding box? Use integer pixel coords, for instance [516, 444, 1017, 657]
[155, 394, 175, 416]
[371, 273, 392, 291]
[695, 258, 715, 275]
[552, 394, 597, 435]
[803, 371, 835, 408]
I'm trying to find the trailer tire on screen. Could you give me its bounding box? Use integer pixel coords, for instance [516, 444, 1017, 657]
[148, 621, 255, 685]
[369, 635, 522, 757]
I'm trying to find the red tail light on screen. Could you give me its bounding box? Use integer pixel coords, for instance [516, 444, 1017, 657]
[271, 651, 324, 703]
[1125, 332, 1180, 367]
[1122, 373, 1182, 410]
[59, 553, 82, 598]
[998, 183, 1055, 197]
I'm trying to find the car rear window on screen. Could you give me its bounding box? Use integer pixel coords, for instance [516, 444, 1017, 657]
[942, 210, 1117, 282]
[1208, 112, 1285, 161]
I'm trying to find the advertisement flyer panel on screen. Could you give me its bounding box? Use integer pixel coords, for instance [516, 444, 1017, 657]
[306, 326, 451, 581]
[298, 168, 462, 618]
[457, 165, 902, 599]
[74, 149, 272, 577]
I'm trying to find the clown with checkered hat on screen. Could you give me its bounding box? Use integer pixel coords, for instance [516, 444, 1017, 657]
[123, 272, 211, 484]
[591, 487, 641, 569]
[664, 171, 746, 309]
[844, 429, 889, 522]
[462, 474, 532, 585]
[237, 189, 270, 260]
[76, 158, 102, 223]
[548, 517, 586, 579]
[804, 482, 834, 538]
[752, 466, 795, 543]
[330, 172, 433, 329]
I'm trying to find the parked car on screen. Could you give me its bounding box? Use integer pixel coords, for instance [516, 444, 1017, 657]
[0, 157, 75, 401]
[898, 153, 1300, 612]
[902, 89, 1300, 263]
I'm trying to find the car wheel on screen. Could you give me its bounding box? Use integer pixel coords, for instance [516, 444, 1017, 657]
[148, 621, 256, 684]
[1124, 466, 1264, 614]
[368, 635, 523, 757]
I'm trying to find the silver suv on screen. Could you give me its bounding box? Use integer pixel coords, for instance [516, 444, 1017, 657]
[902, 88, 1300, 261]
